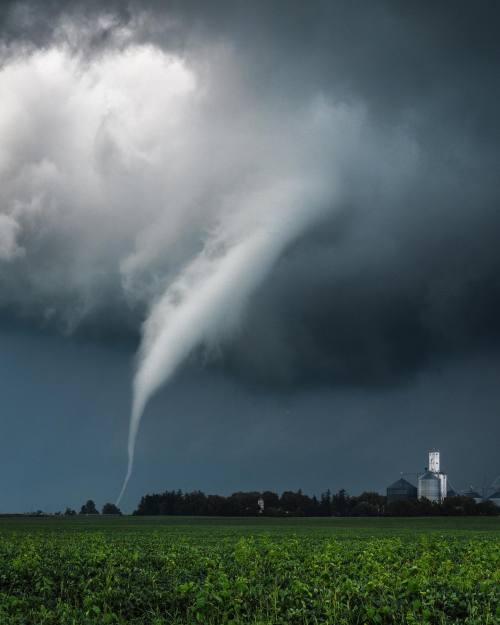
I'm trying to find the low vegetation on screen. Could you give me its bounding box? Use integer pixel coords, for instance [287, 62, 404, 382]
[0, 516, 498, 624]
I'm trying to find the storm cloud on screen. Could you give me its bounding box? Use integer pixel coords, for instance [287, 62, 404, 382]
[1, 1, 500, 504]
[1, 1, 500, 390]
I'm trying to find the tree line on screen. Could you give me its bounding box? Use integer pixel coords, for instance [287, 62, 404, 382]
[133, 489, 499, 516]
[59, 500, 122, 516]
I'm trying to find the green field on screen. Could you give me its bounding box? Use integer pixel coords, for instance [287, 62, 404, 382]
[0, 516, 498, 624]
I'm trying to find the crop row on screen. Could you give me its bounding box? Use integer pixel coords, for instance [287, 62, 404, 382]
[0, 533, 498, 624]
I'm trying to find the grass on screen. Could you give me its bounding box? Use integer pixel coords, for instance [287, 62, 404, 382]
[1, 514, 499, 535]
[0, 516, 498, 624]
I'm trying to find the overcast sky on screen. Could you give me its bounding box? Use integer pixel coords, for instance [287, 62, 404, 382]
[0, 1, 499, 512]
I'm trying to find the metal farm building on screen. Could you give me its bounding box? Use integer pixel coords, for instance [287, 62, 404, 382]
[386, 478, 417, 505]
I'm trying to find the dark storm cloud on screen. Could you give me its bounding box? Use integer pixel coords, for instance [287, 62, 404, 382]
[1, 0, 500, 392]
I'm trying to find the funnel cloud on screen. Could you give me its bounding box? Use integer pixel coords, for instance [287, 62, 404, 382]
[118, 178, 332, 502]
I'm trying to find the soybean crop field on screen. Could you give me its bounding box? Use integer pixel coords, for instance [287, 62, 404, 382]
[0, 516, 498, 624]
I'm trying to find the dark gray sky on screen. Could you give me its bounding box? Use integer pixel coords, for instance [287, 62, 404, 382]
[0, 1, 499, 512]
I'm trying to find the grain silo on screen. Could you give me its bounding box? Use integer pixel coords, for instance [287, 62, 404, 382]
[386, 478, 418, 505]
[418, 470, 441, 502]
[418, 450, 447, 503]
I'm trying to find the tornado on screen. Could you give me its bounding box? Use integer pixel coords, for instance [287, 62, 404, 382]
[117, 179, 330, 504]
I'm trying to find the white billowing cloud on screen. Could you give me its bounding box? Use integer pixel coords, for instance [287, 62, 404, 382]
[0, 41, 200, 329]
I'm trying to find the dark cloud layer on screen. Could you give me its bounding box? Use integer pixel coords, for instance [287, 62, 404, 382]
[1, 0, 500, 392]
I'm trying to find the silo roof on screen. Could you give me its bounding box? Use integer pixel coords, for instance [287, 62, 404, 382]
[419, 471, 440, 481]
[387, 478, 416, 490]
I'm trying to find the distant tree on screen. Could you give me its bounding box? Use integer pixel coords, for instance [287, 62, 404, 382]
[64, 507, 77, 516]
[279, 490, 318, 516]
[310, 495, 320, 515]
[331, 489, 351, 516]
[80, 500, 99, 515]
[319, 490, 332, 516]
[206, 494, 227, 515]
[352, 491, 386, 515]
[417, 497, 440, 516]
[476, 500, 499, 516]
[261, 491, 280, 509]
[102, 503, 122, 515]
[228, 491, 262, 515]
[134, 493, 161, 515]
[351, 501, 379, 516]
[280, 491, 301, 515]
[259, 491, 281, 516]
[441, 496, 468, 516]
[356, 491, 386, 509]
[182, 490, 207, 515]
[386, 500, 419, 516]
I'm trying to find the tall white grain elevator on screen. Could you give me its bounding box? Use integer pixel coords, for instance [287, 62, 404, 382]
[418, 450, 447, 503]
